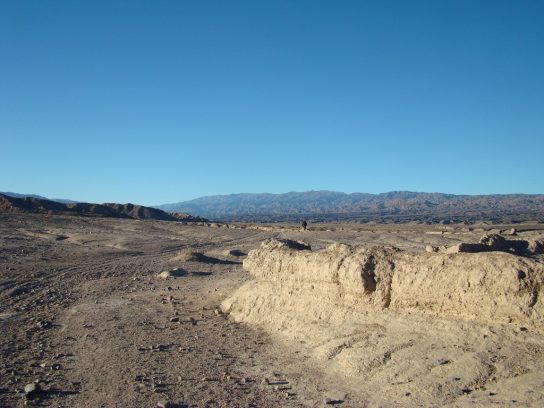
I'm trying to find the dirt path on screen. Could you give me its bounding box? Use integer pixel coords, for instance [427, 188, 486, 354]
[0, 215, 304, 407]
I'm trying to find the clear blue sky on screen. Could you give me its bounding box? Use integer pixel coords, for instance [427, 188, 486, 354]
[1, 1, 543, 205]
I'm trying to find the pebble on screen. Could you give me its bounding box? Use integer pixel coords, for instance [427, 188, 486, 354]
[169, 317, 180, 322]
[157, 400, 170, 408]
[36, 320, 52, 329]
[24, 382, 40, 395]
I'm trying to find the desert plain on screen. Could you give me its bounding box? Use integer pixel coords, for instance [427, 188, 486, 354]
[1, 213, 544, 407]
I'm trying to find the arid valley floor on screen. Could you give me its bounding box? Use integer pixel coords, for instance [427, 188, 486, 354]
[1, 214, 544, 407]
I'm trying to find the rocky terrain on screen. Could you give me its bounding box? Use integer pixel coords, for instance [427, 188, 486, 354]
[157, 191, 544, 223]
[1, 213, 544, 407]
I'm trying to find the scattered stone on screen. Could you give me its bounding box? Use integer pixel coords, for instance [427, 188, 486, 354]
[36, 320, 52, 329]
[443, 234, 544, 256]
[24, 382, 40, 396]
[437, 358, 450, 365]
[528, 239, 544, 255]
[425, 245, 439, 253]
[169, 317, 180, 323]
[157, 268, 186, 279]
[267, 380, 289, 385]
[157, 400, 170, 408]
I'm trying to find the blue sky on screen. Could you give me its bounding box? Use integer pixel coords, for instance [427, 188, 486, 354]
[1, 0, 543, 205]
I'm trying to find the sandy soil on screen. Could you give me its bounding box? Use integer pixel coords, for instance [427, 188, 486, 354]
[1, 213, 543, 407]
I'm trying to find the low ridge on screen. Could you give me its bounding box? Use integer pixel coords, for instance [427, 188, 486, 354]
[0, 193, 202, 222]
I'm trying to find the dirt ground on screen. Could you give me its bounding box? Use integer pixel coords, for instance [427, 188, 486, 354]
[1, 214, 543, 407]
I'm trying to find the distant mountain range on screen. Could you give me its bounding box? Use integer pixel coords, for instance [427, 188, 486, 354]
[156, 191, 544, 223]
[1, 191, 78, 204]
[0, 193, 206, 222]
[3, 190, 543, 224]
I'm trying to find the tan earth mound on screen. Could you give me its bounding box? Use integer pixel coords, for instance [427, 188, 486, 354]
[222, 239, 544, 405]
[173, 249, 226, 264]
[224, 239, 544, 327]
[175, 249, 208, 262]
[443, 233, 544, 256]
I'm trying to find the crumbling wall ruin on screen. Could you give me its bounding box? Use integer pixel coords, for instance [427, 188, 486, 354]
[222, 239, 544, 330]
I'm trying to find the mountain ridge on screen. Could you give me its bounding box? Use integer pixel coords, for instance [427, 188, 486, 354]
[155, 190, 544, 223]
[1, 191, 78, 204]
[0, 194, 205, 222]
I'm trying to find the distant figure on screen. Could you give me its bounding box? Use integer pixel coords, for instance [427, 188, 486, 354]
[301, 220, 308, 231]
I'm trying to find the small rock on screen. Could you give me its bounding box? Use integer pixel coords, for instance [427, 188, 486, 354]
[425, 245, 438, 253]
[36, 320, 52, 329]
[24, 382, 40, 396]
[157, 400, 170, 408]
[437, 358, 450, 365]
[157, 268, 186, 279]
[169, 317, 180, 323]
